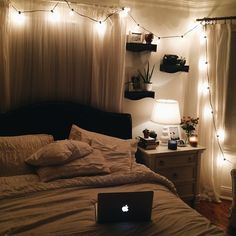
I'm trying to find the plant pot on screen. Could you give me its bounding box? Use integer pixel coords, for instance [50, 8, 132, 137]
[143, 83, 152, 91]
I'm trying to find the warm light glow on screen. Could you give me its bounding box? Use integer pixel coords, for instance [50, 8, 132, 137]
[217, 128, 225, 143]
[151, 99, 181, 125]
[198, 57, 208, 72]
[119, 7, 130, 17]
[96, 21, 106, 34]
[48, 10, 60, 22]
[217, 153, 225, 167]
[198, 81, 210, 96]
[10, 9, 25, 25]
[203, 105, 212, 120]
[69, 9, 74, 16]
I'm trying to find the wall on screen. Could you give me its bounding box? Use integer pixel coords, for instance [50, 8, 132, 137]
[121, 1, 236, 199]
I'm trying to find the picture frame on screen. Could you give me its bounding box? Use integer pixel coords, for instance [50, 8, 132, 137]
[168, 126, 181, 140]
[128, 32, 143, 43]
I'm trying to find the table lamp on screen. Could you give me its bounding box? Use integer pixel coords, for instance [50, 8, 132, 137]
[151, 99, 181, 145]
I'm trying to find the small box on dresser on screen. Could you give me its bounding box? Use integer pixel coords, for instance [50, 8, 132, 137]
[136, 145, 205, 208]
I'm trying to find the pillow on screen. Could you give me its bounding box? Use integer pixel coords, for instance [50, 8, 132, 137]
[25, 139, 93, 167]
[91, 139, 133, 173]
[36, 149, 110, 182]
[0, 134, 54, 176]
[69, 125, 138, 156]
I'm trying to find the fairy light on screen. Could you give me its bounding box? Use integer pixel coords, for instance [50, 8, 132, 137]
[96, 21, 106, 34]
[119, 7, 130, 17]
[69, 8, 74, 16]
[199, 23, 232, 164]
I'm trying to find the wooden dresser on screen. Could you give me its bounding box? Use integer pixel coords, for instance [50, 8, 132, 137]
[136, 145, 205, 207]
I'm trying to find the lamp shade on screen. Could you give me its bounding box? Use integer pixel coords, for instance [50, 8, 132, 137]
[151, 99, 181, 125]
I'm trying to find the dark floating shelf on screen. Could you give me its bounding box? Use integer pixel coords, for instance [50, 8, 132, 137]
[124, 91, 155, 100]
[126, 43, 157, 52]
[160, 64, 189, 73]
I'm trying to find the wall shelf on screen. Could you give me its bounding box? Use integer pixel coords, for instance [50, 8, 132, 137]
[126, 43, 157, 52]
[160, 64, 189, 73]
[124, 91, 155, 100]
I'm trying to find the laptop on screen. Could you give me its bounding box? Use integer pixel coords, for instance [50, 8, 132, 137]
[96, 191, 154, 223]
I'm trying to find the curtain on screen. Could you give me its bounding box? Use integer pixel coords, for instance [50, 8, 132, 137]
[0, 1, 126, 113]
[198, 23, 231, 201]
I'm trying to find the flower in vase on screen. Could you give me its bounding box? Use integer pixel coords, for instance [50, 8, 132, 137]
[180, 116, 199, 142]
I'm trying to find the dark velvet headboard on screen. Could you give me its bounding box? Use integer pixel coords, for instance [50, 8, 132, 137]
[0, 102, 132, 140]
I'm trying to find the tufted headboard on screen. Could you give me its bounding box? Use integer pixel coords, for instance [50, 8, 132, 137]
[0, 102, 132, 140]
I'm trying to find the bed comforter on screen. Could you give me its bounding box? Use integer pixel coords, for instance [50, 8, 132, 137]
[0, 163, 227, 236]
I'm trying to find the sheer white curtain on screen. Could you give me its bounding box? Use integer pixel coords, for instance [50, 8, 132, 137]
[0, 0, 126, 113]
[198, 23, 231, 201]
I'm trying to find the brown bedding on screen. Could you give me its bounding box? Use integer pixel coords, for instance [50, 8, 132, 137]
[0, 102, 228, 235]
[0, 162, 227, 236]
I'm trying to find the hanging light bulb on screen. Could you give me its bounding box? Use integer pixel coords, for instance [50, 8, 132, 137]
[10, 8, 25, 25]
[96, 21, 106, 34]
[119, 7, 130, 17]
[48, 9, 60, 22]
[69, 8, 74, 16]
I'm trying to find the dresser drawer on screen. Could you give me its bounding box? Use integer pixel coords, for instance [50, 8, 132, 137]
[157, 166, 195, 182]
[155, 154, 196, 168]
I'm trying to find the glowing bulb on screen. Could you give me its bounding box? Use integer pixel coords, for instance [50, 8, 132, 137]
[203, 105, 212, 120]
[69, 9, 74, 16]
[217, 129, 225, 142]
[119, 7, 130, 17]
[10, 9, 25, 25]
[198, 57, 208, 72]
[48, 10, 60, 22]
[198, 81, 210, 96]
[96, 21, 106, 34]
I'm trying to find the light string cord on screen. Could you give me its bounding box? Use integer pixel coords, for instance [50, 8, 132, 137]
[11, 0, 123, 23]
[203, 23, 233, 164]
[128, 12, 201, 39]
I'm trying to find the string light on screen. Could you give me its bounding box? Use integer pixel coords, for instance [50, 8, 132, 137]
[200, 23, 233, 165]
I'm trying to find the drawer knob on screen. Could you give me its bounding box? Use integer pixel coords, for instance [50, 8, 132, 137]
[159, 160, 165, 166]
[188, 157, 192, 162]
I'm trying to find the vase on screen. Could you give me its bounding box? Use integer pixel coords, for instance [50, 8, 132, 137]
[143, 83, 152, 91]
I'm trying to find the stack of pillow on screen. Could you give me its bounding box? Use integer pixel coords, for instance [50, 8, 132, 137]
[0, 124, 138, 182]
[26, 139, 111, 182]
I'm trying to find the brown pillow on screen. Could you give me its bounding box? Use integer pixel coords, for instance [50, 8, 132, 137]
[0, 134, 54, 176]
[25, 139, 93, 167]
[37, 149, 110, 182]
[69, 124, 138, 156]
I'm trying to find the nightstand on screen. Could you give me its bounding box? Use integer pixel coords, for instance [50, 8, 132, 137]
[136, 145, 205, 207]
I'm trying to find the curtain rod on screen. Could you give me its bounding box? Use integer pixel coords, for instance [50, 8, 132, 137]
[196, 16, 236, 22]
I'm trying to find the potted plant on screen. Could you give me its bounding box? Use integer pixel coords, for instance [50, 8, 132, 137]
[138, 62, 155, 91]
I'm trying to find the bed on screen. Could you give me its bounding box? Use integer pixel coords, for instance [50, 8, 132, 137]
[0, 101, 227, 236]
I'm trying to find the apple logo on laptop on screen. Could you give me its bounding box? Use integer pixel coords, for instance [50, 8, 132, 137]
[122, 204, 129, 212]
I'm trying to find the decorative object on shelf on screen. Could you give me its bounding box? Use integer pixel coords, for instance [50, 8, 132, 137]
[126, 43, 157, 52]
[138, 136, 158, 150]
[145, 33, 154, 44]
[180, 116, 199, 144]
[138, 62, 155, 91]
[168, 139, 177, 150]
[151, 99, 181, 145]
[127, 32, 143, 43]
[160, 54, 189, 73]
[189, 134, 198, 147]
[131, 76, 141, 90]
[143, 128, 150, 138]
